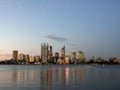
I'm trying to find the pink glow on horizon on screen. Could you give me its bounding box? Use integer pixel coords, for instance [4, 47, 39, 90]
[0, 55, 11, 60]
[0, 50, 11, 60]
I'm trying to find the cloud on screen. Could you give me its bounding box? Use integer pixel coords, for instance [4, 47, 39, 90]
[45, 35, 68, 42]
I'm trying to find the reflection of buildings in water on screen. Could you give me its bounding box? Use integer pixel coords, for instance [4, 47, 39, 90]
[55, 69, 59, 82]
[78, 69, 85, 83]
[61, 68, 65, 83]
[71, 67, 85, 85]
[61, 67, 65, 89]
[11, 66, 85, 89]
[71, 68, 76, 85]
[65, 67, 69, 86]
[40, 67, 71, 90]
[47, 68, 53, 90]
[40, 68, 53, 90]
[40, 67, 72, 90]
[40, 70, 48, 89]
[12, 70, 17, 85]
[12, 68, 40, 87]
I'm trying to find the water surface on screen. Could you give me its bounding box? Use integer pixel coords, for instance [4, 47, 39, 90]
[0, 65, 120, 90]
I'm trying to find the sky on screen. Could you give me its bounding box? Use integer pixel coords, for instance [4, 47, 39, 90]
[0, 0, 120, 60]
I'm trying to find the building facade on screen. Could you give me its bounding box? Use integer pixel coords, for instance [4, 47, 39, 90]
[48, 45, 53, 57]
[12, 50, 18, 61]
[61, 46, 65, 58]
[35, 55, 40, 62]
[78, 51, 85, 63]
[65, 55, 70, 64]
[41, 43, 49, 62]
[25, 54, 29, 63]
[72, 52, 77, 63]
[29, 56, 35, 63]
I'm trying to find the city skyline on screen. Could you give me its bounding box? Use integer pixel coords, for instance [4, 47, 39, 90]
[0, 0, 120, 60]
[12, 44, 84, 60]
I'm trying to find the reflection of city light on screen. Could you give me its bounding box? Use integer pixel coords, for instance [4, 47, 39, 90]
[79, 69, 84, 81]
[17, 71, 21, 82]
[65, 67, 69, 86]
[48, 68, 53, 80]
[72, 69, 75, 85]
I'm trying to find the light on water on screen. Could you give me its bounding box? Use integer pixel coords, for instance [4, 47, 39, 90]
[0, 65, 120, 90]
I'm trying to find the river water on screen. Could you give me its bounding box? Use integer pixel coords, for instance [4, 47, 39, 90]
[0, 65, 120, 90]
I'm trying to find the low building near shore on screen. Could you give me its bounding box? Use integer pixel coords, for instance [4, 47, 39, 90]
[57, 57, 64, 64]
[65, 55, 70, 64]
[29, 56, 35, 63]
[117, 57, 120, 64]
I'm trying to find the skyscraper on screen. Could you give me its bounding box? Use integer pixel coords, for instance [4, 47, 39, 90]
[78, 51, 85, 63]
[72, 52, 76, 63]
[41, 43, 49, 62]
[48, 45, 53, 57]
[12, 50, 18, 61]
[61, 46, 65, 58]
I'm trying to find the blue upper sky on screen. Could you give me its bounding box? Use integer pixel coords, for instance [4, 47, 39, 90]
[0, 0, 120, 60]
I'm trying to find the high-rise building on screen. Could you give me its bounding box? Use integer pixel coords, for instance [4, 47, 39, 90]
[61, 46, 65, 58]
[41, 43, 49, 62]
[48, 45, 53, 61]
[72, 52, 76, 63]
[48, 45, 53, 57]
[78, 51, 85, 63]
[12, 50, 18, 61]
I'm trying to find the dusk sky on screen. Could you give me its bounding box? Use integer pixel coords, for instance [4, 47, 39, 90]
[0, 0, 120, 60]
